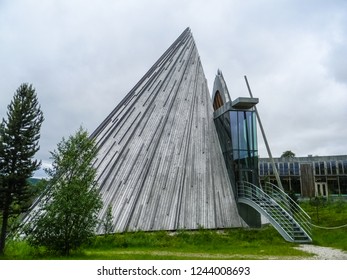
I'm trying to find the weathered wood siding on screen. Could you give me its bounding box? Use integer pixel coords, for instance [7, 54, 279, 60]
[92, 28, 242, 233]
[300, 164, 315, 197]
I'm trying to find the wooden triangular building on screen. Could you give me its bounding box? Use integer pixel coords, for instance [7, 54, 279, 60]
[92, 28, 242, 233]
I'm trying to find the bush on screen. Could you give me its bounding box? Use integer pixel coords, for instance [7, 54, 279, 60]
[25, 128, 102, 255]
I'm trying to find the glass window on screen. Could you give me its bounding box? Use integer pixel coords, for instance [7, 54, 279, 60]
[343, 161, 347, 175]
[331, 161, 337, 175]
[214, 113, 232, 154]
[238, 111, 246, 152]
[339, 176, 347, 194]
[259, 163, 264, 176]
[289, 163, 294, 175]
[279, 163, 283, 176]
[247, 111, 257, 151]
[338, 161, 343, 175]
[327, 162, 332, 175]
[294, 162, 300, 175]
[328, 179, 339, 195]
[283, 162, 289, 176]
[320, 162, 325, 175]
[264, 163, 268, 175]
[229, 111, 239, 155]
[216, 109, 259, 185]
[229, 110, 257, 160]
[314, 162, 319, 175]
[291, 177, 301, 194]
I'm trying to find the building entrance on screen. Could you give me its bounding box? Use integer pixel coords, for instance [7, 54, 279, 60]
[315, 182, 328, 197]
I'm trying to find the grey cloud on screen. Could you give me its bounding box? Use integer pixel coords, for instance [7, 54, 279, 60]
[0, 0, 346, 177]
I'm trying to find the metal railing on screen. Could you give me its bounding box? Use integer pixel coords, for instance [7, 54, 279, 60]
[237, 181, 312, 242]
[263, 182, 312, 237]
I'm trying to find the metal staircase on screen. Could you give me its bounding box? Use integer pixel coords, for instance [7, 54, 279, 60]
[237, 181, 312, 243]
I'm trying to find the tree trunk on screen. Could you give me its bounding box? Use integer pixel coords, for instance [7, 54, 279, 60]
[0, 192, 11, 255]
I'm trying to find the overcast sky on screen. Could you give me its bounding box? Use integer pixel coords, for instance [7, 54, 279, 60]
[1, 0, 346, 177]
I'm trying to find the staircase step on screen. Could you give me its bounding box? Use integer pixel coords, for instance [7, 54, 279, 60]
[237, 183, 312, 243]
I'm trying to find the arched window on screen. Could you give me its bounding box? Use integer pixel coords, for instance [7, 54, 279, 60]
[213, 90, 224, 110]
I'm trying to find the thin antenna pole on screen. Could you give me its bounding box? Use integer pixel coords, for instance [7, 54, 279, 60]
[244, 75, 283, 190]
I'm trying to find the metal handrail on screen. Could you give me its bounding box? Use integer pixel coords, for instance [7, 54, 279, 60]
[263, 182, 311, 236]
[237, 181, 312, 241]
[237, 181, 295, 240]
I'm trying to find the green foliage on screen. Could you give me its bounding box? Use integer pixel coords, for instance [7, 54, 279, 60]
[301, 199, 347, 250]
[88, 226, 296, 255]
[0, 227, 311, 260]
[102, 205, 114, 236]
[3, 200, 346, 259]
[0, 83, 44, 254]
[25, 127, 102, 256]
[0, 240, 35, 259]
[281, 150, 295, 158]
[309, 196, 327, 223]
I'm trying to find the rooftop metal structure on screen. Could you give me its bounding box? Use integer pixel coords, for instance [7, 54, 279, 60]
[91, 28, 242, 233]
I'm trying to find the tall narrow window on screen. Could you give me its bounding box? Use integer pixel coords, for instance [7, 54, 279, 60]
[213, 91, 224, 111]
[338, 161, 343, 174]
[331, 161, 337, 175]
[314, 162, 319, 175]
[343, 161, 347, 174]
[294, 162, 299, 175]
[320, 162, 325, 175]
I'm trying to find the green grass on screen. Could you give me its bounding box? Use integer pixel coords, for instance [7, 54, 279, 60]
[301, 198, 347, 251]
[1, 226, 310, 260]
[86, 227, 306, 257]
[1, 200, 346, 260]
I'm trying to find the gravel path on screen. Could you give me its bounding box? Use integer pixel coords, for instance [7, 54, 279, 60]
[87, 247, 347, 260]
[297, 244, 347, 260]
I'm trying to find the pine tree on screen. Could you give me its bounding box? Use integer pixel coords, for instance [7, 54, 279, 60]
[26, 127, 102, 256]
[0, 84, 44, 255]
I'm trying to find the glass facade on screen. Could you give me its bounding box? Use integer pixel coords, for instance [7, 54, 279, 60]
[259, 162, 299, 176]
[229, 111, 257, 160]
[215, 109, 258, 187]
[214, 105, 261, 228]
[259, 157, 347, 197]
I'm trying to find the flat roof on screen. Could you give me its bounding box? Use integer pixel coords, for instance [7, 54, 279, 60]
[232, 97, 259, 109]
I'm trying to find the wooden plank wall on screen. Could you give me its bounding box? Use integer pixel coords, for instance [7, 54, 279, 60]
[92, 28, 242, 233]
[300, 164, 315, 197]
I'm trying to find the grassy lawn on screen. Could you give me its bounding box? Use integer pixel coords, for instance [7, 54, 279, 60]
[1, 199, 346, 260]
[301, 198, 347, 251]
[2, 226, 312, 260]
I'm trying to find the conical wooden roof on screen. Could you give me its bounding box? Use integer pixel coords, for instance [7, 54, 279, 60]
[92, 28, 242, 233]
